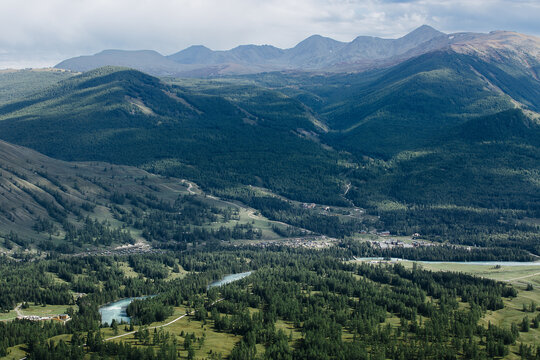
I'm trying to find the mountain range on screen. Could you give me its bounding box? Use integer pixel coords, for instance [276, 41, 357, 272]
[0, 25, 538, 252]
[54, 25, 540, 77]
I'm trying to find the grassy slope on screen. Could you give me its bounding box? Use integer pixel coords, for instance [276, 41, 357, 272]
[0, 139, 289, 254]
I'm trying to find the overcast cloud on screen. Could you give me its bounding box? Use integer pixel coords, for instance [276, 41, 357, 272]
[1, 0, 539, 68]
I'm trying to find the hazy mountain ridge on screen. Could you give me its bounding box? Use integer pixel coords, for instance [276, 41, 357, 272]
[54, 25, 540, 77]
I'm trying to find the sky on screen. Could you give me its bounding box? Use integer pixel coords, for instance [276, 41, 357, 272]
[1, 0, 540, 68]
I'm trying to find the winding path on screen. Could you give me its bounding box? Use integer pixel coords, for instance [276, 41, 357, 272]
[504, 272, 540, 282]
[104, 299, 223, 342]
[15, 303, 23, 317]
[185, 182, 195, 195]
[344, 183, 351, 196]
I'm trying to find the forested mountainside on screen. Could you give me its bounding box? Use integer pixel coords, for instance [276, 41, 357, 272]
[0, 139, 301, 257]
[248, 50, 540, 156]
[0, 49, 539, 252]
[0, 69, 75, 106]
[0, 67, 346, 205]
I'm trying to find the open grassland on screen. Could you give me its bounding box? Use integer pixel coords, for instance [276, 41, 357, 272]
[399, 262, 540, 283]
[3, 344, 27, 360]
[0, 303, 78, 325]
[118, 261, 140, 278]
[0, 312, 16, 321]
[275, 319, 302, 344]
[99, 306, 241, 359]
[484, 284, 540, 359]
[395, 261, 540, 359]
[18, 304, 76, 318]
[96, 305, 304, 358]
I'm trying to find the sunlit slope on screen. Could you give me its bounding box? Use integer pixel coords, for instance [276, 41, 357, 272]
[319, 51, 535, 157]
[0, 69, 75, 106]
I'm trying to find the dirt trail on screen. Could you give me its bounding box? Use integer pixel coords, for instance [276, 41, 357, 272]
[15, 303, 23, 317]
[160, 180, 195, 194]
[505, 272, 540, 282]
[104, 299, 223, 342]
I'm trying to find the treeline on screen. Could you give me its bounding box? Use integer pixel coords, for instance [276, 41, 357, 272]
[378, 245, 536, 262]
[0, 254, 170, 310]
[339, 240, 537, 262]
[110, 193, 263, 247]
[369, 206, 540, 254]
[27, 329, 179, 360]
[0, 320, 67, 357]
[62, 217, 134, 248]
[0, 260, 73, 310]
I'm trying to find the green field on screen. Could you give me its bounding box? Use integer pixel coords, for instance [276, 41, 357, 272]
[395, 261, 540, 359]
[99, 306, 241, 359]
[0, 312, 16, 322]
[17, 304, 76, 318]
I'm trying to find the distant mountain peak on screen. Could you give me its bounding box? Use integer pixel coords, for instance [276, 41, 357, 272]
[293, 34, 345, 48]
[185, 45, 212, 51]
[399, 24, 446, 43]
[55, 26, 540, 77]
[167, 45, 215, 64]
[409, 24, 444, 35]
[96, 49, 165, 56]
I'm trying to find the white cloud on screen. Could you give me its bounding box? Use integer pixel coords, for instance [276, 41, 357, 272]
[1, 0, 539, 68]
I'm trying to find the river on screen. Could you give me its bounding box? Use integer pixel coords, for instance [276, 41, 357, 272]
[99, 296, 148, 325]
[99, 271, 253, 325]
[207, 271, 252, 289]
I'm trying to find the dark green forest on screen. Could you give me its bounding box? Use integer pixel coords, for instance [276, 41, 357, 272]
[2, 247, 538, 359]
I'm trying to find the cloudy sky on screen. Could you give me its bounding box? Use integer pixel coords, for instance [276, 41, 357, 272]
[2, 0, 540, 68]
